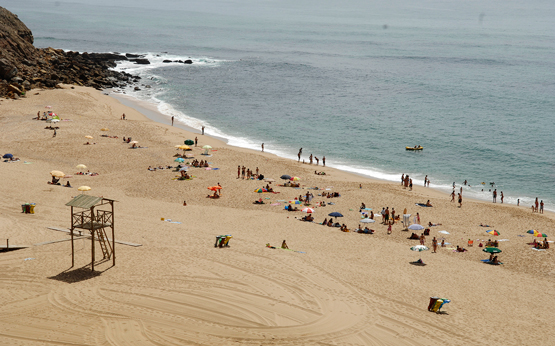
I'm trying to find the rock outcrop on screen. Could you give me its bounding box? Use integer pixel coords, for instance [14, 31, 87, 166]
[0, 7, 140, 98]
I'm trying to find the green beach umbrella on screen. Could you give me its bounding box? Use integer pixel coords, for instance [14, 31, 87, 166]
[482, 247, 502, 254]
[184, 139, 194, 145]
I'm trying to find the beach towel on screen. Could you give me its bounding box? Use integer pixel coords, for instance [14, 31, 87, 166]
[531, 248, 546, 251]
[438, 230, 450, 234]
[212, 168, 220, 170]
[416, 203, 432, 207]
[481, 259, 503, 265]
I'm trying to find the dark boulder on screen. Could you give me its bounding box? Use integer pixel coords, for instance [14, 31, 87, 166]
[133, 58, 150, 65]
[184, 59, 193, 64]
[0, 58, 17, 79]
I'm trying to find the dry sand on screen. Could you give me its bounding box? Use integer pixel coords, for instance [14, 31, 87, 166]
[0, 85, 554, 345]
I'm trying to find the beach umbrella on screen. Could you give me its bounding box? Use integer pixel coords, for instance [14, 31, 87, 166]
[410, 245, 429, 252]
[301, 207, 314, 213]
[289, 200, 302, 204]
[482, 247, 502, 254]
[184, 139, 194, 145]
[51, 119, 60, 123]
[130, 141, 139, 144]
[254, 188, 268, 193]
[290, 176, 301, 181]
[85, 135, 93, 139]
[361, 218, 375, 223]
[533, 231, 548, 238]
[527, 230, 537, 234]
[3, 153, 13, 159]
[175, 157, 185, 163]
[208, 186, 222, 191]
[408, 224, 425, 231]
[50, 170, 65, 177]
[76, 164, 87, 170]
[78, 186, 91, 194]
[101, 128, 109, 131]
[179, 145, 190, 150]
[487, 230, 500, 236]
[328, 212, 343, 218]
[45, 105, 52, 108]
[280, 175, 291, 180]
[202, 145, 212, 155]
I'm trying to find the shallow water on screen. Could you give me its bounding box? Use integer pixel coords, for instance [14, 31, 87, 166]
[6, 0, 555, 209]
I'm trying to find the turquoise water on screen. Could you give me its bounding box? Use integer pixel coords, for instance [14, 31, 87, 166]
[5, 0, 555, 209]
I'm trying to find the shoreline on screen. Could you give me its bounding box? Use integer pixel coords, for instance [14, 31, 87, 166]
[1, 84, 554, 345]
[107, 88, 555, 219]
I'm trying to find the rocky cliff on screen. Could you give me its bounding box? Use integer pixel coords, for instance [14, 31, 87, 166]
[0, 7, 138, 98]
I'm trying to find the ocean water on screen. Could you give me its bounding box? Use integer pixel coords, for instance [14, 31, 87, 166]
[5, 0, 555, 209]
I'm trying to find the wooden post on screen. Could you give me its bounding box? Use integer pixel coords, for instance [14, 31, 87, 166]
[111, 200, 115, 266]
[91, 206, 95, 271]
[70, 206, 74, 267]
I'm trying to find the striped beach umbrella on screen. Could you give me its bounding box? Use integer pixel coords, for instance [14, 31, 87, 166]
[301, 207, 314, 213]
[289, 200, 302, 204]
[487, 230, 500, 236]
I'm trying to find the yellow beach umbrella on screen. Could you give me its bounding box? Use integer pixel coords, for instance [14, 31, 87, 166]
[78, 186, 91, 193]
[50, 170, 65, 177]
[179, 145, 190, 150]
[76, 164, 87, 170]
[85, 135, 93, 139]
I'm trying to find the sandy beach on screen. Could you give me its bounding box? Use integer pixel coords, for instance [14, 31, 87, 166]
[0, 85, 554, 345]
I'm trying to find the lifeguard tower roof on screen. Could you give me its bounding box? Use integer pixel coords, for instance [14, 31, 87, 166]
[65, 195, 116, 209]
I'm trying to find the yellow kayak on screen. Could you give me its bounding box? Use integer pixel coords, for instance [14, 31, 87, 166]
[406, 146, 423, 151]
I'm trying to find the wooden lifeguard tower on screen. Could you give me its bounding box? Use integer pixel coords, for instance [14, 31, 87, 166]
[65, 195, 116, 271]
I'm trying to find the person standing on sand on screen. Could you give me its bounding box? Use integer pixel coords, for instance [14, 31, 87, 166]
[535, 197, 539, 212]
[450, 190, 455, 202]
[432, 237, 438, 253]
[195, 137, 198, 146]
[322, 156, 325, 166]
[500, 191, 504, 203]
[298, 148, 302, 162]
[458, 193, 462, 208]
[315, 157, 319, 165]
[237, 165, 240, 179]
[493, 189, 497, 203]
[309, 154, 313, 164]
[416, 212, 421, 225]
[540, 200, 544, 213]
[409, 178, 413, 191]
[218, 182, 222, 196]
[391, 208, 396, 224]
[401, 174, 405, 186]
[387, 222, 392, 234]
[420, 233, 426, 245]
[517, 199, 520, 206]
[202, 126, 205, 135]
[171, 116, 174, 126]
[53, 129, 57, 137]
[261, 143, 264, 152]
[424, 175, 427, 186]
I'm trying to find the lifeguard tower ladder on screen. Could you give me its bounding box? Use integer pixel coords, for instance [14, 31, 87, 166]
[65, 195, 116, 271]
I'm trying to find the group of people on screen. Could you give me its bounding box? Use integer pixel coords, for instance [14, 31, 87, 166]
[238, 165, 264, 180]
[191, 159, 209, 168]
[297, 148, 325, 167]
[532, 238, 549, 249]
[532, 197, 544, 213]
[321, 191, 340, 198]
[401, 174, 413, 190]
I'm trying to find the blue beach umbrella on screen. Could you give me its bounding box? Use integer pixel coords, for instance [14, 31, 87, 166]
[328, 212, 343, 218]
[280, 175, 291, 180]
[3, 153, 13, 159]
[175, 157, 185, 163]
